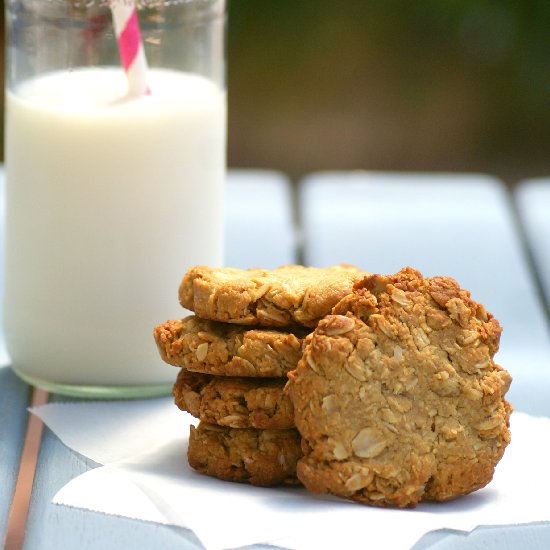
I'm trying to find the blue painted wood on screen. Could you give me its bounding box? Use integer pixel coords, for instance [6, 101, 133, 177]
[515, 178, 550, 311]
[299, 171, 550, 417]
[225, 170, 297, 268]
[0, 366, 31, 541]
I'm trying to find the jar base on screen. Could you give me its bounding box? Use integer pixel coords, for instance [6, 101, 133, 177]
[11, 367, 173, 399]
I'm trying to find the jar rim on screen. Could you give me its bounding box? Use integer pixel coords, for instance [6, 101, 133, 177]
[31, 0, 223, 8]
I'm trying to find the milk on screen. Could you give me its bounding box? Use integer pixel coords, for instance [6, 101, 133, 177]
[4, 68, 226, 393]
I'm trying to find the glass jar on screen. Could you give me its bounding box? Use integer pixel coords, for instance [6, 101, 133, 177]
[3, 0, 226, 397]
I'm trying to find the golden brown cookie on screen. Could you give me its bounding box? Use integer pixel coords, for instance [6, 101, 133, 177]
[187, 422, 302, 486]
[173, 368, 294, 429]
[178, 264, 368, 327]
[286, 267, 512, 508]
[154, 316, 307, 377]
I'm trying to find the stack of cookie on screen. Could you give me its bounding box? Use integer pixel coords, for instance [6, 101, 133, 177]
[154, 316, 306, 486]
[155, 264, 513, 507]
[154, 264, 368, 486]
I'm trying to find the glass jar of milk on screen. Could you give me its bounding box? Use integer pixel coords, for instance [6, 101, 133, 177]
[3, 0, 226, 397]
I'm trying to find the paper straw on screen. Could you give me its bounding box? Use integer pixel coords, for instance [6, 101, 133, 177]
[109, 0, 150, 97]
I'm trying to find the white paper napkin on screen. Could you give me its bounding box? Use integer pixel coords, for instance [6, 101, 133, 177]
[31, 399, 550, 550]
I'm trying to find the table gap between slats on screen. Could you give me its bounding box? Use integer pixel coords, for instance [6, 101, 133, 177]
[3, 389, 49, 550]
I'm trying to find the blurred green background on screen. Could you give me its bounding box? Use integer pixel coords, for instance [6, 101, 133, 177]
[2, 0, 550, 185]
[226, 0, 550, 185]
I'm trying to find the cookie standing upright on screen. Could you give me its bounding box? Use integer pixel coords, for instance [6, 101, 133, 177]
[286, 267, 512, 507]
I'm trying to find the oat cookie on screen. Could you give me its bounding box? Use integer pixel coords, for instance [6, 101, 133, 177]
[154, 316, 307, 377]
[187, 422, 302, 486]
[286, 267, 512, 508]
[178, 264, 368, 327]
[174, 369, 294, 429]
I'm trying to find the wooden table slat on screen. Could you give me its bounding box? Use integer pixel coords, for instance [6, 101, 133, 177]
[0, 367, 32, 542]
[225, 170, 297, 267]
[514, 178, 550, 313]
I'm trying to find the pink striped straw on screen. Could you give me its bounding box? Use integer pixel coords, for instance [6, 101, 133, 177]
[110, 0, 150, 97]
